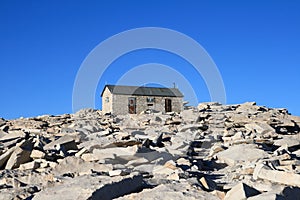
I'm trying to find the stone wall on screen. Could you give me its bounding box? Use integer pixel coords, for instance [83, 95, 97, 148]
[112, 94, 129, 115]
[102, 87, 113, 114]
[133, 96, 183, 114]
[110, 94, 183, 115]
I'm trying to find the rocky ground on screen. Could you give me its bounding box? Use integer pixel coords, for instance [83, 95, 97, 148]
[1, 102, 300, 199]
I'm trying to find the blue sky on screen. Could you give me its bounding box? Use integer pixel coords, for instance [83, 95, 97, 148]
[0, 0, 299, 119]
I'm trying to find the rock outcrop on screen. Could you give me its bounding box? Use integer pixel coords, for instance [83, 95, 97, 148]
[0, 102, 300, 199]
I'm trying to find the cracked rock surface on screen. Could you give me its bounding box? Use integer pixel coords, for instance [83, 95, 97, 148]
[1, 102, 300, 199]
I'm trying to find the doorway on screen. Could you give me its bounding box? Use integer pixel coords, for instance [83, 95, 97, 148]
[165, 98, 172, 112]
[128, 97, 136, 114]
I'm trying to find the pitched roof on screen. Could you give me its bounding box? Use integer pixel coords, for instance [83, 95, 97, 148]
[101, 85, 183, 97]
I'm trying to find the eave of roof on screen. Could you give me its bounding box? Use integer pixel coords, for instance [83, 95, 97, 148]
[100, 85, 184, 97]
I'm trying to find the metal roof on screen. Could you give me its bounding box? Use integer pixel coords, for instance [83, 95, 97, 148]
[101, 85, 184, 97]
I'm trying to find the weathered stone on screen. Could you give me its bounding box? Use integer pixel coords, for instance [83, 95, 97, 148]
[30, 149, 45, 159]
[227, 114, 252, 124]
[273, 134, 300, 151]
[19, 160, 40, 170]
[5, 139, 33, 169]
[216, 144, 268, 166]
[32, 174, 144, 200]
[211, 190, 226, 200]
[165, 118, 182, 125]
[33, 159, 48, 168]
[75, 147, 88, 157]
[179, 124, 208, 132]
[181, 109, 198, 123]
[199, 176, 217, 191]
[236, 102, 261, 113]
[152, 132, 164, 147]
[152, 164, 174, 176]
[5, 146, 32, 169]
[53, 156, 113, 176]
[125, 157, 149, 167]
[244, 122, 275, 134]
[247, 192, 281, 200]
[117, 182, 219, 200]
[135, 148, 174, 165]
[81, 153, 98, 162]
[224, 182, 260, 200]
[90, 145, 138, 162]
[44, 135, 78, 151]
[0, 130, 6, 138]
[208, 143, 226, 158]
[0, 130, 26, 142]
[134, 164, 156, 174]
[113, 131, 131, 140]
[176, 157, 190, 166]
[197, 103, 210, 111]
[0, 146, 17, 168]
[109, 169, 122, 177]
[253, 163, 300, 187]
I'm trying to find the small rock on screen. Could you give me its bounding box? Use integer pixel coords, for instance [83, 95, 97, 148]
[30, 150, 45, 159]
[224, 182, 260, 200]
[109, 170, 122, 177]
[19, 161, 40, 170]
[199, 176, 217, 191]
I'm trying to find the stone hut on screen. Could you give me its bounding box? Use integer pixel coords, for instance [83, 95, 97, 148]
[101, 85, 184, 115]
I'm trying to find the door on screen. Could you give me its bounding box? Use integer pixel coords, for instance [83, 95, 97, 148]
[128, 97, 136, 114]
[165, 98, 172, 112]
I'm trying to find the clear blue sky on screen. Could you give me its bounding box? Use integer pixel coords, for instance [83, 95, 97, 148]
[0, 0, 299, 119]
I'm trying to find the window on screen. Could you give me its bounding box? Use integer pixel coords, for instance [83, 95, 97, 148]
[128, 97, 136, 114]
[105, 97, 109, 103]
[165, 98, 172, 112]
[147, 97, 155, 103]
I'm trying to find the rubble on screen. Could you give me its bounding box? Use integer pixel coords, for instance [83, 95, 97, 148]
[0, 102, 300, 199]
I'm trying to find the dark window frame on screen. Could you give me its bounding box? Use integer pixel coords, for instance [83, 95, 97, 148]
[146, 97, 155, 103]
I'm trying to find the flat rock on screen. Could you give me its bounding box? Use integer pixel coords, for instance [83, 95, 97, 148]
[32, 174, 144, 200]
[44, 135, 78, 151]
[244, 122, 275, 133]
[216, 144, 269, 166]
[253, 163, 300, 187]
[181, 109, 198, 123]
[116, 182, 219, 200]
[53, 156, 113, 176]
[0, 130, 26, 142]
[273, 134, 300, 150]
[91, 145, 138, 162]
